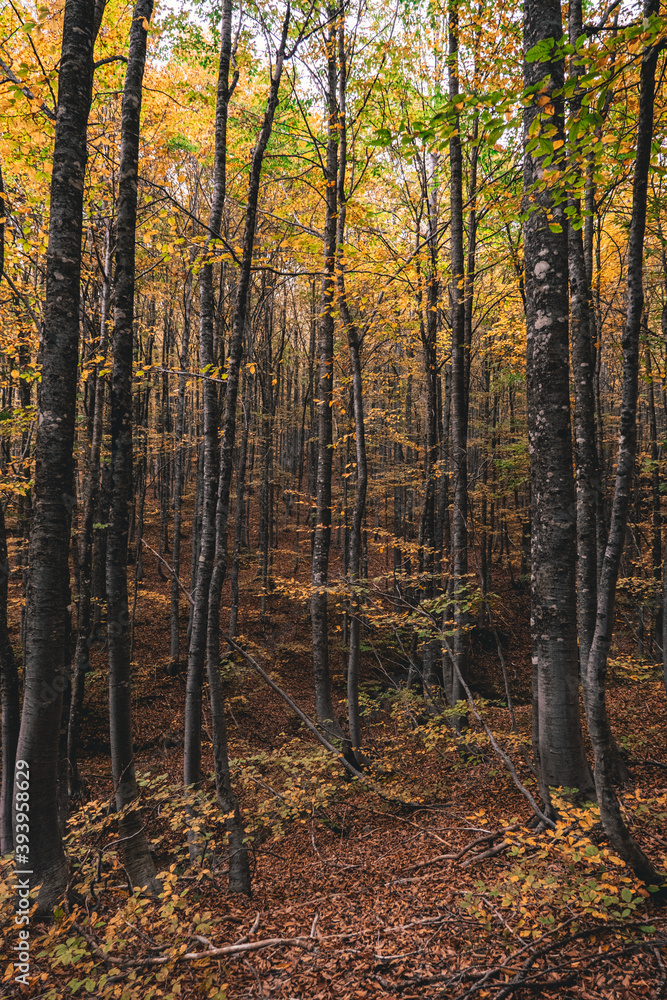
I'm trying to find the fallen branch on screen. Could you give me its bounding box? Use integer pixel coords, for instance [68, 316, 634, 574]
[404, 824, 520, 872]
[141, 539, 194, 605]
[376, 587, 553, 828]
[459, 841, 512, 868]
[73, 922, 314, 968]
[224, 635, 445, 812]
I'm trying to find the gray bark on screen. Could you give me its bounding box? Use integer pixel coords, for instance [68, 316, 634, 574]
[107, 0, 158, 891]
[183, 0, 237, 794]
[336, 20, 366, 758]
[567, 0, 602, 676]
[13, 0, 97, 912]
[69, 219, 112, 796]
[311, 8, 347, 743]
[448, 0, 468, 718]
[523, 0, 594, 797]
[584, 0, 664, 884]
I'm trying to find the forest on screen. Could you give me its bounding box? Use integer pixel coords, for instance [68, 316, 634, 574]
[1, 0, 667, 996]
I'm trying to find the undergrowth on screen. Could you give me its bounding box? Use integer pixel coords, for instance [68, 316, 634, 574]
[2, 689, 666, 998]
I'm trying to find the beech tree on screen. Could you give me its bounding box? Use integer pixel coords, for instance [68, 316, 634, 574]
[12, 0, 99, 910]
[523, 0, 593, 798]
[107, 0, 157, 892]
[583, 0, 664, 884]
[310, 5, 347, 743]
[2, 3, 667, 957]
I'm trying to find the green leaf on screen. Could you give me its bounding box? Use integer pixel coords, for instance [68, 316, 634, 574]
[526, 38, 555, 63]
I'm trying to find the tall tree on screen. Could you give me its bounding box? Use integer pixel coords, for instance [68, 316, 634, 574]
[336, 16, 367, 759]
[69, 217, 112, 795]
[183, 0, 238, 798]
[310, 6, 347, 743]
[523, 0, 593, 798]
[567, 0, 601, 676]
[584, 0, 664, 885]
[0, 160, 19, 855]
[107, 0, 158, 891]
[12, 0, 98, 911]
[184, 0, 291, 893]
[448, 0, 468, 717]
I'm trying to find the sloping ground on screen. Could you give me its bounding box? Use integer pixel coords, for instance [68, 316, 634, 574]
[1, 516, 667, 999]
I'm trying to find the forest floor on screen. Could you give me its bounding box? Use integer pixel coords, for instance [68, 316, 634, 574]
[2, 498, 667, 999]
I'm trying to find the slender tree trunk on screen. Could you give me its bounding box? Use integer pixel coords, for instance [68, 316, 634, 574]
[170, 245, 195, 672]
[68, 219, 112, 796]
[448, 0, 468, 718]
[0, 165, 19, 855]
[311, 9, 346, 742]
[13, 0, 97, 912]
[205, 27, 291, 894]
[206, 10, 290, 673]
[646, 345, 662, 647]
[185, 1, 289, 894]
[107, 0, 158, 891]
[184, 0, 237, 795]
[584, 0, 664, 884]
[336, 21, 366, 758]
[568, 0, 601, 677]
[523, 0, 594, 797]
[229, 386, 250, 638]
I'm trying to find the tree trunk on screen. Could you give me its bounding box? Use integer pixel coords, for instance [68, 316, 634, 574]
[311, 9, 346, 743]
[584, 0, 664, 884]
[183, 0, 237, 797]
[568, 0, 601, 678]
[107, 0, 158, 891]
[448, 0, 468, 719]
[523, 0, 594, 797]
[229, 383, 250, 639]
[13, 0, 97, 912]
[336, 20, 366, 759]
[206, 17, 291, 896]
[69, 218, 112, 797]
[170, 236, 195, 672]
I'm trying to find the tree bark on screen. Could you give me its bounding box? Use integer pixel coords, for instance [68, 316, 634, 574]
[69, 218, 112, 796]
[206, 19, 291, 893]
[336, 19, 366, 759]
[13, 0, 97, 912]
[311, 8, 346, 743]
[584, 0, 664, 884]
[170, 220, 196, 673]
[107, 0, 158, 892]
[523, 0, 594, 797]
[448, 0, 469, 719]
[567, 0, 602, 677]
[183, 0, 237, 794]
